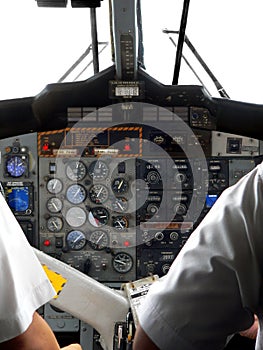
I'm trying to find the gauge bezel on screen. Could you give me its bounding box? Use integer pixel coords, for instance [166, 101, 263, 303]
[66, 184, 86, 204]
[5, 155, 28, 178]
[112, 252, 133, 273]
[66, 230, 87, 250]
[65, 160, 87, 181]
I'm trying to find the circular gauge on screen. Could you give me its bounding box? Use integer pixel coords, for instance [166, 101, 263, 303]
[47, 178, 63, 194]
[112, 197, 128, 213]
[88, 160, 109, 180]
[46, 197, 63, 213]
[112, 252, 133, 273]
[89, 230, 109, 250]
[66, 184, 86, 204]
[47, 216, 63, 232]
[66, 160, 86, 181]
[111, 178, 129, 194]
[112, 216, 129, 231]
[66, 230, 86, 250]
[88, 207, 109, 227]
[6, 155, 27, 177]
[89, 184, 109, 204]
[65, 207, 86, 227]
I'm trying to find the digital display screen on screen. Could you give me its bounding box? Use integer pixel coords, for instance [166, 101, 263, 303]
[205, 194, 218, 208]
[6, 187, 30, 212]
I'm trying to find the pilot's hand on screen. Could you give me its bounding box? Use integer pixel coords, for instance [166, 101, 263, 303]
[61, 344, 82, 350]
[239, 315, 258, 340]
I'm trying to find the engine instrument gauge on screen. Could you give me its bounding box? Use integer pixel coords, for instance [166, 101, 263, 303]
[47, 178, 63, 194]
[88, 160, 109, 180]
[89, 230, 109, 250]
[6, 155, 27, 177]
[89, 184, 108, 204]
[112, 216, 129, 230]
[65, 207, 86, 227]
[112, 197, 128, 213]
[112, 252, 133, 273]
[47, 216, 63, 232]
[111, 177, 129, 194]
[46, 197, 63, 213]
[66, 184, 86, 204]
[66, 160, 86, 181]
[66, 230, 86, 250]
[88, 207, 109, 227]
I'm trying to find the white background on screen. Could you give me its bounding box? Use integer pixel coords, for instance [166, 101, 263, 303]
[0, 0, 263, 103]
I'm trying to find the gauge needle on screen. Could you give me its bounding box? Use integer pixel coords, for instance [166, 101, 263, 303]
[116, 220, 124, 228]
[52, 203, 58, 211]
[74, 188, 80, 197]
[117, 201, 124, 211]
[53, 222, 58, 229]
[95, 234, 104, 244]
[114, 259, 126, 265]
[97, 187, 103, 197]
[118, 180, 123, 190]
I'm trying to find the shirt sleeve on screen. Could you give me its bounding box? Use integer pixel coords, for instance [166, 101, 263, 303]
[0, 193, 56, 342]
[138, 163, 263, 350]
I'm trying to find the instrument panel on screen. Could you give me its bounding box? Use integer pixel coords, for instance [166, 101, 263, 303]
[0, 103, 260, 348]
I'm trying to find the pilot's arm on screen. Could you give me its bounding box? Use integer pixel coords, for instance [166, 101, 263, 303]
[0, 193, 82, 350]
[134, 163, 263, 350]
[0, 312, 81, 350]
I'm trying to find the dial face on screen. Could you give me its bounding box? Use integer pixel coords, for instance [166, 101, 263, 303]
[112, 252, 133, 273]
[6, 156, 27, 177]
[112, 216, 129, 230]
[112, 197, 128, 213]
[89, 184, 108, 204]
[89, 230, 109, 250]
[66, 160, 86, 181]
[88, 160, 109, 180]
[47, 178, 63, 194]
[47, 216, 63, 232]
[66, 184, 86, 204]
[65, 207, 87, 227]
[66, 230, 86, 250]
[46, 197, 63, 213]
[111, 177, 129, 194]
[88, 207, 109, 227]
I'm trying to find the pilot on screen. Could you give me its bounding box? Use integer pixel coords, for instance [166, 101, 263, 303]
[134, 161, 263, 349]
[0, 192, 82, 350]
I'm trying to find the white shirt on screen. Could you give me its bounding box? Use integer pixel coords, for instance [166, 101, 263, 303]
[0, 193, 56, 342]
[138, 162, 263, 350]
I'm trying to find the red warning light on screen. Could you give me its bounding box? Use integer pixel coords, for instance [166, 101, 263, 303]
[42, 143, 49, 151]
[43, 239, 51, 247]
[124, 144, 131, 151]
[124, 240, 130, 247]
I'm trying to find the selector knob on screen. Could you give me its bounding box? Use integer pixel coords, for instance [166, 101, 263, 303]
[146, 263, 155, 274]
[155, 231, 164, 241]
[162, 264, 170, 275]
[174, 203, 187, 216]
[170, 231, 179, 241]
[174, 172, 186, 184]
[146, 171, 161, 184]
[147, 203, 159, 215]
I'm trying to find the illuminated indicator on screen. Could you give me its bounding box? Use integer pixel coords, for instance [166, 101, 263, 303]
[206, 194, 218, 208]
[43, 239, 51, 247]
[7, 187, 29, 212]
[42, 143, 49, 151]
